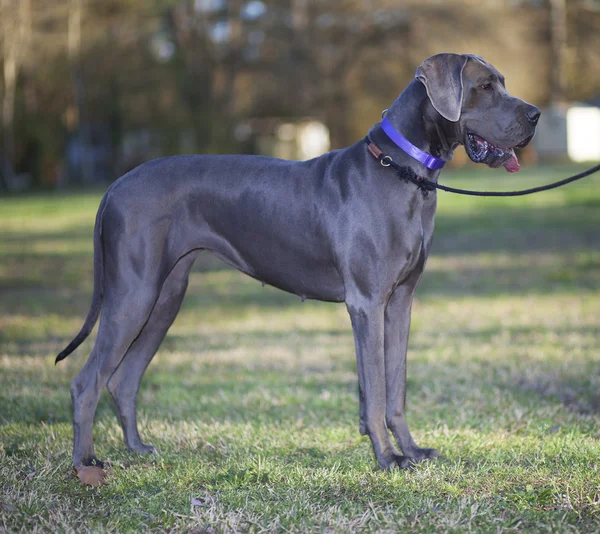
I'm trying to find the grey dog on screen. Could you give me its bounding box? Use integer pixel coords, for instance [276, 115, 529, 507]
[57, 53, 539, 470]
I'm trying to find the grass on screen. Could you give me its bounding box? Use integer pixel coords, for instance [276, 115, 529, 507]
[1, 163, 599, 532]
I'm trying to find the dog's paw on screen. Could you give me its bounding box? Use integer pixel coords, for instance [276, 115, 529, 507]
[411, 447, 439, 461]
[398, 447, 439, 465]
[377, 455, 400, 471]
[129, 442, 155, 455]
[391, 449, 439, 469]
[393, 454, 417, 470]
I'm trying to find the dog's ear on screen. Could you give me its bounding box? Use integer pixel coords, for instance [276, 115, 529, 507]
[415, 53, 468, 123]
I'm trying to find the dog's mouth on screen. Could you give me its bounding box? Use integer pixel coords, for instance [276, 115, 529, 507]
[466, 132, 534, 173]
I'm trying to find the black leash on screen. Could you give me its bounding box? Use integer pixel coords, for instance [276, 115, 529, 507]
[365, 136, 600, 197]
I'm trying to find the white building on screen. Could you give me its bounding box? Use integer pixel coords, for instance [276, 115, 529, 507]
[536, 103, 600, 162]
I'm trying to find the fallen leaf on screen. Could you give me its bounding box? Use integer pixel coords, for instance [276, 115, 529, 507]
[76, 466, 107, 487]
[190, 497, 206, 507]
[191, 495, 214, 508]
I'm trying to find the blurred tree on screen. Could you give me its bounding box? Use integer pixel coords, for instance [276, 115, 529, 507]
[1, 0, 30, 190]
[0, 0, 599, 189]
[68, 0, 94, 184]
[549, 0, 568, 103]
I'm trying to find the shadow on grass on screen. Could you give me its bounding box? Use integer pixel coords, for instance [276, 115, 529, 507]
[498, 354, 600, 416]
[5, 322, 599, 431]
[420, 323, 599, 345]
[432, 204, 598, 253]
[0, 367, 359, 427]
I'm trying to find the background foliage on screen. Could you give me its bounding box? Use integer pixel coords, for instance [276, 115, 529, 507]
[0, 0, 599, 189]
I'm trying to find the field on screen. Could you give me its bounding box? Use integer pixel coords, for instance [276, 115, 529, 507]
[1, 164, 599, 532]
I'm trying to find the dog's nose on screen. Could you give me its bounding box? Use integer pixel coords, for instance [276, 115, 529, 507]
[525, 105, 541, 125]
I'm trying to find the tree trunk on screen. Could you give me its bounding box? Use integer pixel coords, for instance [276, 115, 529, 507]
[549, 0, 568, 103]
[325, 92, 351, 150]
[0, 0, 31, 191]
[68, 0, 94, 184]
[171, 1, 216, 152]
[1, 0, 17, 189]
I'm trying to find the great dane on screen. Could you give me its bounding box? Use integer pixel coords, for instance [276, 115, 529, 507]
[57, 53, 540, 470]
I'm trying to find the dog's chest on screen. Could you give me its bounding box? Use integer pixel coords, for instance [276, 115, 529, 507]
[391, 192, 436, 280]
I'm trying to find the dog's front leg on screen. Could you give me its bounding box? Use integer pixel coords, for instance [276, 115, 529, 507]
[384, 284, 438, 464]
[347, 301, 400, 470]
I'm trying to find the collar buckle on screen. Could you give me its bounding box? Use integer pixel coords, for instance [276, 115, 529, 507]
[380, 156, 393, 167]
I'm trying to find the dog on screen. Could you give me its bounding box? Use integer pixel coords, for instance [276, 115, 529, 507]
[57, 53, 539, 470]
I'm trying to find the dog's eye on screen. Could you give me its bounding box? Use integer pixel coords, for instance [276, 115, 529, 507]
[480, 83, 493, 91]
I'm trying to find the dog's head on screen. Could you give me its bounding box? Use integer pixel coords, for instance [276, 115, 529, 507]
[416, 53, 539, 172]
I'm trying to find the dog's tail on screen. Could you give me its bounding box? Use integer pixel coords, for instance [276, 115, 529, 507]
[55, 193, 109, 364]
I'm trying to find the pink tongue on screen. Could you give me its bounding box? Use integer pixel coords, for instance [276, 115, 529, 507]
[503, 150, 520, 173]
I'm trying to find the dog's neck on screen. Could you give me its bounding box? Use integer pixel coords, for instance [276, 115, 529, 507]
[369, 80, 462, 178]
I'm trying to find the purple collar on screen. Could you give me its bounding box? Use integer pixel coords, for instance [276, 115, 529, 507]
[380, 117, 445, 170]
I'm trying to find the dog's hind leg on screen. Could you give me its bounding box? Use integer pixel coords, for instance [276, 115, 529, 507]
[107, 252, 198, 454]
[70, 294, 159, 467]
[69, 235, 176, 467]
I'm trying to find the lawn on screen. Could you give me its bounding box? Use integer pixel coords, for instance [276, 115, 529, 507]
[1, 164, 599, 532]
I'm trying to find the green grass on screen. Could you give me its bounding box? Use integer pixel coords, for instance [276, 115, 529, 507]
[1, 164, 600, 532]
